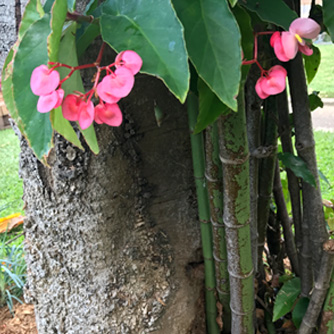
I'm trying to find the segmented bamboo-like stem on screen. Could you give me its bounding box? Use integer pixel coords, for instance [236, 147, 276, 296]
[299, 240, 334, 334]
[218, 90, 255, 334]
[205, 122, 231, 333]
[320, 272, 334, 333]
[245, 64, 262, 271]
[257, 96, 278, 273]
[187, 93, 220, 334]
[273, 160, 299, 274]
[287, 54, 328, 280]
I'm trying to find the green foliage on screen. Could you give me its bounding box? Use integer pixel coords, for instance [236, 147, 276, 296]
[19, 0, 44, 40]
[101, 0, 189, 103]
[309, 91, 323, 111]
[303, 45, 321, 84]
[273, 277, 301, 322]
[292, 297, 310, 329]
[173, 0, 241, 110]
[323, 0, 334, 42]
[278, 152, 316, 187]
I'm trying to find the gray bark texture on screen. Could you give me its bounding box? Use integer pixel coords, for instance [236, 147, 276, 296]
[20, 73, 205, 334]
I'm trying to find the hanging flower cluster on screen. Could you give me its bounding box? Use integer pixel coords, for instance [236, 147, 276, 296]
[242, 18, 320, 99]
[30, 46, 142, 130]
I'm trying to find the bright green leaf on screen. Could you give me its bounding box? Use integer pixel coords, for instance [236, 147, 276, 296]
[56, 23, 99, 154]
[323, 0, 334, 42]
[292, 297, 309, 329]
[273, 277, 301, 322]
[12, 15, 53, 162]
[19, 0, 44, 40]
[48, 0, 68, 63]
[303, 45, 321, 84]
[67, 0, 76, 11]
[278, 152, 316, 187]
[173, 0, 240, 110]
[228, 0, 238, 7]
[240, 0, 297, 31]
[100, 0, 189, 103]
[309, 91, 323, 111]
[194, 78, 230, 134]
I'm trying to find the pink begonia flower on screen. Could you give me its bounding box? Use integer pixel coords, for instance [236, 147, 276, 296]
[97, 67, 135, 100]
[255, 65, 287, 99]
[270, 18, 320, 62]
[115, 50, 143, 75]
[94, 103, 123, 127]
[62, 94, 94, 130]
[30, 65, 60, 96]
[96, 81, 120, 104]
[37, 89, 64, 113]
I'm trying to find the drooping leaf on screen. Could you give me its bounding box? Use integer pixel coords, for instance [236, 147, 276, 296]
[273, 277, 301, 322]
[292, 297, 309, 329]
[323, 0, 334, 42]
[173, 0, 240, 110]
[100, 0, 189, 103]
[50, 23, 84, 151]
[55, 23, 98, 153]
[309, 91, 323, 111]
[194, 78, 230, 133]
[278, 152, 316, 187]
[240, 0, 298, 31]
[48, 0, 68, 62]
[303, 45, 321, 84]
[12, 15, 53, 162]
[19, 0, 44, 41]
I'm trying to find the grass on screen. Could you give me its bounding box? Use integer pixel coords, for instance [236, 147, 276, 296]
[309, 43, 334, 98]
[0, 129, 24, 218]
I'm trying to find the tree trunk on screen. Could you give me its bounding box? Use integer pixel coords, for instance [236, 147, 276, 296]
[20, 75, 205, 333]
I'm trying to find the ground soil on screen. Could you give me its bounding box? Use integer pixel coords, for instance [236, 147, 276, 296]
[0, 302, 37, 334]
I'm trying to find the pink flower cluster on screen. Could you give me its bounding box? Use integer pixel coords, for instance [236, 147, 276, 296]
[246, 18, 320, 100]
[30, 50, 142, 130]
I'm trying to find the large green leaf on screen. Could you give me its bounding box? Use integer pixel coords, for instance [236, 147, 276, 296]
[50, 23, 84, 151]
[56, 23, 99, 154]
[292, 297, 309, 329]
[67, 0, 76, 11]
[48, 0, 68, 63]
[278, 152, 316, 187]
[194, 78, 230, 134]
[173, 0, 241, 111]
[100, 0, 189, 103]
[273, 277, 301, 322]
[303, 45, 321, 84]
[12, 15, 53, 162]
[240, 0, 297, 31]
[323, 0, 334, 42]
[19, 0, 44, 40]
[44, 0, 55, 12]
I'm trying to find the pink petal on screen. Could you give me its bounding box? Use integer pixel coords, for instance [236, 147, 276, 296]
[289, 18, 321, 39]
[298, 44, 313, 56]
[101, 67, 135, 98]
[115, 50, 143, 75]
[270, 32, 281, 47]
[54, 89, 64, 109]
[78, 100, 94, 130]
[261, 66, 287, 95]
[98, 103, 123, 127]
[255, 77, 269, 99]
[94, 104, 104, 124]
[281, 32, 299, 60]
[272, 37, 290, 62]
[62, 94, 82, 121]
[37, 91, 59, 113]
[269, 65, 287, 79]
[31, 65, 60, 96]
[96, 81, 120, 104]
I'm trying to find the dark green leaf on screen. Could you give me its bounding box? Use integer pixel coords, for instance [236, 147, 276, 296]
[76, 23, 100, 58]
[67, 0, 76, 11]
[194, 79, 230, 133]
[44, 0, 55, 12]
[50, 23, 84, 151]
[100, 0, 189, 103]
[309, 91, 323, 111]
[173, 0, 240, 110]
[19, 0, 44, 40]
[240, 0, 298, 31]
[292, 297, 309, 329]
[303, 45, 321, 84]
[48, 0, 68, 62]
[273, 277, 301, 322]
[56, 23, 99, 154]
[323, 0, 334, 42]
[85, 0, 99, 15]
[12, 15, 53, 162]
[228, 0, 238, 6]
[278, 152, 316, 187]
